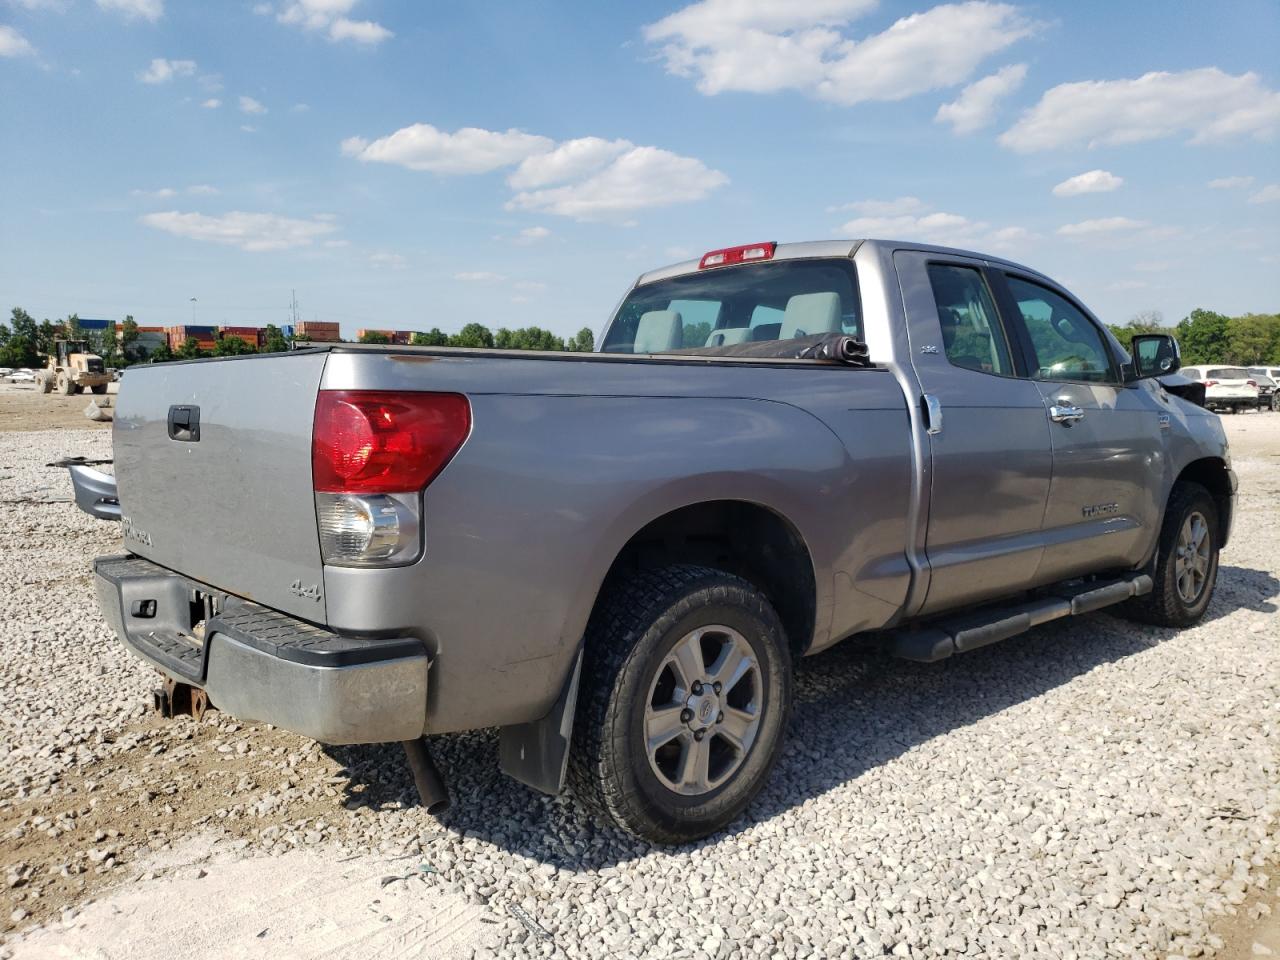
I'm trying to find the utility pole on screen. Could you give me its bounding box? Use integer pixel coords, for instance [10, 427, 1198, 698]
[190, 297, 197, 325]
[289, 290, 300, 327]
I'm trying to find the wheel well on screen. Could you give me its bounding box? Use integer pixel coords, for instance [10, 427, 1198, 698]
[1175, 457, 1233, 546]
[598, 501, 817, 656]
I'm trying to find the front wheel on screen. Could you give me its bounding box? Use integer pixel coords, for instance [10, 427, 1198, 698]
[1120, 482, 1220, 627]
[571, 565, 792, 844]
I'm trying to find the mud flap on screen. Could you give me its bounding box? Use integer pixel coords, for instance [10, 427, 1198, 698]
[498, 646, 583, 796]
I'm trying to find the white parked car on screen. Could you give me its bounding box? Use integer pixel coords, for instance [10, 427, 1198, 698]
[9, 370, 37, 383]
[1180, 365, 1261, 414]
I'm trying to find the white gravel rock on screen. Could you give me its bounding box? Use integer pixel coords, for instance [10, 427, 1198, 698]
[1, 424, 1277, 959]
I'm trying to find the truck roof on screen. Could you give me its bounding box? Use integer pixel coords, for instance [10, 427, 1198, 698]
[634, 238, 1052, 288]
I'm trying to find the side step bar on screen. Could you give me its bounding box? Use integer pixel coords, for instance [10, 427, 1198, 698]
[888, 574, 1152, 663]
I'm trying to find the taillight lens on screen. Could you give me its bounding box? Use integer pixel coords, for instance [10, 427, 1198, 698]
[1203, 380, 1218, 387]
[312, 391, 470, 566]
[313, 391, 470, 494]
[1247, 379, 1258, 387]
[699, 242, 776, 269]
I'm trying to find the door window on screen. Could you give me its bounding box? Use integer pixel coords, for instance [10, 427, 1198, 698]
[1005, 276, 1116, 383]
[926, 264, 1014, 375]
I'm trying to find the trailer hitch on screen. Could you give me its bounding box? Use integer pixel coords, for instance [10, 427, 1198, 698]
[153, 675, 213, 722]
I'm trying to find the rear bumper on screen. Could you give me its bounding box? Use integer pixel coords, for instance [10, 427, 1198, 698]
[93, 554, 428, 744]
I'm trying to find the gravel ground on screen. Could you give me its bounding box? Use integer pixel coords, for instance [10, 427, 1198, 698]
[1, 418, 1277, 960]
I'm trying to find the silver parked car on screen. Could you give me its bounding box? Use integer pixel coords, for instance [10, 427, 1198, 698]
[70, 239, 1234, 842]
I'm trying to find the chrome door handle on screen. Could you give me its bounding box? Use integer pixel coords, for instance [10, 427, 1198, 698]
[1049, 403, 1085, 424]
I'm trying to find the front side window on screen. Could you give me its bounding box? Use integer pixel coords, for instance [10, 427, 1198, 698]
[602, 259, 861, 354]
[1006, 275, 1115, 383]
[926, 263, 1014, 375]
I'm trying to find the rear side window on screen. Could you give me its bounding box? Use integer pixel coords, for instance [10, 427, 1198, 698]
[1005, 275, 1115, 383]
[1208, 367, 1250, 379]
[926, 264, 1014, 375]
[602, 260, 861, 354]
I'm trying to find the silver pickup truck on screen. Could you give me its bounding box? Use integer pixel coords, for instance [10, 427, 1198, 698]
[71, 239, 1234, 843]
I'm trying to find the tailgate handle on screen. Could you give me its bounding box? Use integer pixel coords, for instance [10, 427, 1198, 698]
[167, 405, 201, 442]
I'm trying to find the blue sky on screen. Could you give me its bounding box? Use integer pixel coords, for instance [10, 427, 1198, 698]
[1, 0, 1277, 340]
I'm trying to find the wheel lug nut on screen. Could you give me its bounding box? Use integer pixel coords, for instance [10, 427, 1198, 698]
[713, 682, 722, 694]
[717, 712, 724, 723]
[680, 708, 693, 723]
[694, 730, 705, 741]
[691, 681, 703, 695]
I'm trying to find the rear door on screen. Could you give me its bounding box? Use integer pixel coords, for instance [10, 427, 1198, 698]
[113, 352, 330, 622]
[993, 272, 1161, 580]
[894, 250, 1053, 614]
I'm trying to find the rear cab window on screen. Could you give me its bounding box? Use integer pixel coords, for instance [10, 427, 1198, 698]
[602, 259, 861, 354]
[925, 263, 1015, 376]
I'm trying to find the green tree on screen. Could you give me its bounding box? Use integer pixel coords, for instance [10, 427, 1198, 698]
[410, 328, 449, 346]
[176, 336, 206, 360]
[449, 323, 494, 349]
[120, 317, 140, 364]
[149, 342, 175, 363]
[3, 309, 40, 366]
[359, 330, 392, 344]
[566, 327, 595, 352]
[1176, 309, 1231, 365]
[214, 335, 255, 356]
[262, 324, 288, 353]
[494, 326, 565, 351]
[1226, 313, 1279, 366]
[36, 320, 58, 356]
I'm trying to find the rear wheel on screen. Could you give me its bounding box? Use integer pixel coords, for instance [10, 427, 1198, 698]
[571, 565, 791, 844]
[37, 373, 52, 394]
[56, 373, 73, 395]
[91, 384, 107, 395]
[1120, 482, 1219, 627]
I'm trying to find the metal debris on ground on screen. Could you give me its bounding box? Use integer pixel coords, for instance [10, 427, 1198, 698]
[507, 902, 554, 942]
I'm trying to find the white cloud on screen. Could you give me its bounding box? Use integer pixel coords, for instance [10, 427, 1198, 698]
[508, 137, 633, 189]
[1249, 184, 1280, 204]
[645, 1, 1035, 106]
[8, 0, 68, 9]
[828, 196, 927, 216]
[137, 58, 196, 84]
[1106, 279, 1148, 291]
[1052, 169, 1124, 197]
[292, 102, 310, 112]
[455, 271, 506, 283]
[1001, 68, 1280, 152]
[0, 25, 35, 57]
[239, 95, 267, 115]
[935, 63, 1026, 133]
[1134, 261, 1170, 273]
[187, 184, 218, 195]
[240, 124, 258, 133]
[369, 251, 406, 269]
[345, 123, 726, 221]
[96, 0, 162, 20]
[1056, 217, 1147, 237]
[343, 124, 553, 174]
[514, 226, 551, 244]
[1207, 176, 1254, 189]
[201, 98, 221, 109]
[131, 187, 177, 199]
[140, 210, 338, 251]
[836, 198, 1031, 252]
[276, 0, 392, 44]
[507, 146, 727, 221]
[328, 18, 390, 43]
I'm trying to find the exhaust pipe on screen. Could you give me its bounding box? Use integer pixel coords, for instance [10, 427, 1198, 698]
[401, 738, 451, 815]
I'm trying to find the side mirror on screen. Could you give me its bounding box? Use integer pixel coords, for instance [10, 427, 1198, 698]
[1130, 333, 1181, 379]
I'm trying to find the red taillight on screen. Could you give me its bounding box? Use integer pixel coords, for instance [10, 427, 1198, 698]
[698, 242, 776, 270]
[313, 391, 470, 494]
[1203, 380, 1218, 387]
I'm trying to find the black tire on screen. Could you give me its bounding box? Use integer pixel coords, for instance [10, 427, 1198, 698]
[91, 384, 107, 395]
[56, 374, 73, 396]
[570, 565, 792, 844]
[37, 374, 52, 394]
[1119, 482, 1219, 627]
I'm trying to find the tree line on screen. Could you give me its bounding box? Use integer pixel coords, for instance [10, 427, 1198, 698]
[1106, 309, 1280, 367]
[0, 307, 596, 368]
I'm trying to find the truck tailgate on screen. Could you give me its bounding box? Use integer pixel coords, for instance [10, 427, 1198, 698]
[113, 352, 330, 622]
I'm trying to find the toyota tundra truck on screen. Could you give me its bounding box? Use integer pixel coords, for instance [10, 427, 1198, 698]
[69, 239, 1234, 843]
